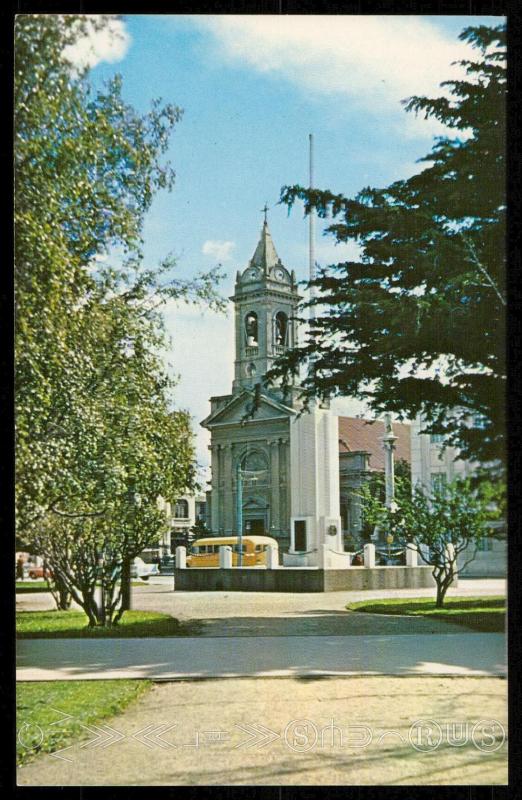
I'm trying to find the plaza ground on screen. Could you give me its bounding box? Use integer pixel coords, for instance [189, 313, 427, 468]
[17, 675, 507, 786]
[16, 577, 506, 637]
[16, 577, 507, 785]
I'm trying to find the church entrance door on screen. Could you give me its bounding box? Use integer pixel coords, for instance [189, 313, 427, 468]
[245, 518, 265, 535]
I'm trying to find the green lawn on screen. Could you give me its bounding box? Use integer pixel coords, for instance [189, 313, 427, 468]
[17, 609, 198, 638]
[346, 596, 506, 632]
[15, 581, 53, 594]
[16, 580, 145, 593]
[17, 679, 150, 765]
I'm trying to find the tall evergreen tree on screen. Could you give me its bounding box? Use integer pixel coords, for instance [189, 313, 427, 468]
[270, 24, 506, 467]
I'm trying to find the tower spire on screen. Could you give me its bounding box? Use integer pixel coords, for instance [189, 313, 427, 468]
[250, 209, 279, 273]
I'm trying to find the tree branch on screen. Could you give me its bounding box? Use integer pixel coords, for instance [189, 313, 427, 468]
[460, 233, 506, 306]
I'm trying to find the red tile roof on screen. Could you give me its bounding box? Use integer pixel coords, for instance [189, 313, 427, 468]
[338, 417, 411, 471]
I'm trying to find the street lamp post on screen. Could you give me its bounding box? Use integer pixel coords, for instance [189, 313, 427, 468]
[382, 413, 398, 512]
[236, 461, 243, 567]
[381, 413, 398, 560]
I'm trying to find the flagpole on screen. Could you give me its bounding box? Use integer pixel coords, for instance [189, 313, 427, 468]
[309, 133, 316, 321]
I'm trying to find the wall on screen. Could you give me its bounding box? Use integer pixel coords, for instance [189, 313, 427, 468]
[173, 566, 435, 592]
[457, 531, 507, 577]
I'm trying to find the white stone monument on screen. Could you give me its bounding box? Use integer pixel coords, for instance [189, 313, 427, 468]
[284, 406, 344, 567]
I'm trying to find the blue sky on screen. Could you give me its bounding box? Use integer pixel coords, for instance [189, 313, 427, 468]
[71, 13, 503, 476]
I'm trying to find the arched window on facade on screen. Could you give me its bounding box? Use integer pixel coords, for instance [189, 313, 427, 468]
[274, 311, 288, 347]
[174, 499, 189, 519]
[240, 450, 268, 488]
[245, 311, 258, 346]
[241, 450, 268, 473]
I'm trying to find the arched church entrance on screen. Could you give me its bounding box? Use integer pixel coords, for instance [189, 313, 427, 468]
[243, 494, 269, 535]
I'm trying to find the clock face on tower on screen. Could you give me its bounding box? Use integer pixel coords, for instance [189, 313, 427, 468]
[274, 268, 285, 281]
[247, 268, 258, 281]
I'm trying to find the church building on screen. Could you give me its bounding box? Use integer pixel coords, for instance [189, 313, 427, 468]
[201, 216, 344, 565]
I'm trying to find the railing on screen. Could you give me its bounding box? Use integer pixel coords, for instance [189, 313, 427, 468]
[245, 346, 258, 357]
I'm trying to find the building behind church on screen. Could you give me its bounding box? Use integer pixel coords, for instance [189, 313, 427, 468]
[410, 415, 506, 577]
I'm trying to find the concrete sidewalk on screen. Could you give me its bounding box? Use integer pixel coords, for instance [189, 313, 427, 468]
[17, 632, 506, 681]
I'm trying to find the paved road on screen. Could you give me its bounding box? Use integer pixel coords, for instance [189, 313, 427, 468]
[17, 632, 506, 681]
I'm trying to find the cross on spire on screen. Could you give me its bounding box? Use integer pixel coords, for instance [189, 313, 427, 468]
[261, 203, 269, 224]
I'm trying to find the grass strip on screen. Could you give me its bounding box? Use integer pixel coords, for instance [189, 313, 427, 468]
[17, 679, 151, 766]
[346, 596, 506, 632]
[17, 609, 199, 638]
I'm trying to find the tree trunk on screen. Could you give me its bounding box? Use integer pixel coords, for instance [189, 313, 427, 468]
[121, 556, 131, 612]
[435, 581, 445, 608]
[435, 571, 454, 608]
[57, 583, 71, 610]
[46, 572, 71, 610]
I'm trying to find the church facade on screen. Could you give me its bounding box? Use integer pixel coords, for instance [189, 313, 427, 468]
[201, 217, 344, 564]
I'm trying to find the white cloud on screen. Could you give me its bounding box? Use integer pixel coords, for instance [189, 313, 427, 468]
[62, 17, 131, 70]
[189, 15, 479, 138]
[202, 239, 236, 261]
[162, 301, 235, 470]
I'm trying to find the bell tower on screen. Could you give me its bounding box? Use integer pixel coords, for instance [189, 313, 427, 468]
[231, 211, 301, 395]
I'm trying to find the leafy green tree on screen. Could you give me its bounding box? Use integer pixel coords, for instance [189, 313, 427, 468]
[15, 15, 223, 623]
[270, 24, 506, 468]
[360, 477, 503, 606]
[359, 458, 411, 542]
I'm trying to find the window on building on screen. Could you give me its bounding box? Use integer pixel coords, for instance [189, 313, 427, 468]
[477, 536, 493, 551]
[430, 433, 444, 444]
[245, 311, 258, 346]
[294, 520, 307, 552]
[473, 414, 488, 430]
[174, 499, 189, 519]
[430, 473, 447, 494]
[274, 311, 288, 346]
[241, 450, 268, 476]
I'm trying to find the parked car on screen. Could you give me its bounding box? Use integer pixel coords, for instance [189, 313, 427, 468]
[27, 565, 53, 580]
[130, 557, 160, 581]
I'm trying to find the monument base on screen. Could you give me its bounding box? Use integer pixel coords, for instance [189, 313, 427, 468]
[173, 566, 437, 593]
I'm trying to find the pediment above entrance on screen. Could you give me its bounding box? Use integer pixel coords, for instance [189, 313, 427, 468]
[201, 390, 295, 429]
[243, 495, 269, 510]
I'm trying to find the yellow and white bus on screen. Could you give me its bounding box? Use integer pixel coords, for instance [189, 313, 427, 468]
[186, 535, 278, 568]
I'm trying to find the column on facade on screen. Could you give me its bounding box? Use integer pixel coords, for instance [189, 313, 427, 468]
[269, 438, 280, 535]
[210, 444, 220, 534]
[223, 444, 234, 535]
[280, 437, 290, 546]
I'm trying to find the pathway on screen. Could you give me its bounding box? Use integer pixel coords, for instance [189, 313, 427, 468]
[17, 632, 506, 681]
[17, 675, 507, 786]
